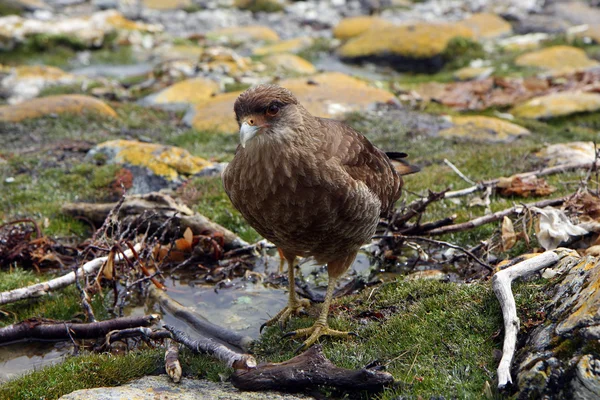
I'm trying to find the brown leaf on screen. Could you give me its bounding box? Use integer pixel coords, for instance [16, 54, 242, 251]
[501, 216, 517, 251]
[497, 176, 556, 197]
[183, 227, 193, 245]
[175, 238, 192, 252]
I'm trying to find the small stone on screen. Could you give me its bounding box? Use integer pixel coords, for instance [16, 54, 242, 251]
[139, 78, 219, 110]
[332, 16, 392, 40]
[208, 25, 279, 44]
[253, 37, 313, 56]
[536, 142, 595, 166]
[514, 46, 599, 76]
[439, 116, 530, 142]
[453, 66, 494, 81]
[262, 53, 316, 75]
[0, 94, 117, 122]
[511, 92, 600, 119]
[406, 270, 446, 281]
[459, 13, 512, 39]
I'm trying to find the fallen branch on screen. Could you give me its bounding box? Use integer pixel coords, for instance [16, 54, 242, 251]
[104, 326, 171, 347]
[165, 339, 182, 383]
[402, 235, 492, 271]
[492, 250, 566, 389]
[231, 344, 394, 392]
[164, 324, 256, 370]
[423, 197, 568, 236]
[0, 243, 142, 306]
[0, 314, 160, 344]
[148, 285, 253, 351]
[445, 161, 600, 199]
[62, 193, 248, 250]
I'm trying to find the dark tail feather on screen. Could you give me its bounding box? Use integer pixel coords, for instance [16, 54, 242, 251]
[385, 151, 408, 160]
[386, 152, 420, 176]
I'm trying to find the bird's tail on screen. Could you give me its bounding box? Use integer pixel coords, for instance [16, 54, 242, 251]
[385, 152, 420, 176]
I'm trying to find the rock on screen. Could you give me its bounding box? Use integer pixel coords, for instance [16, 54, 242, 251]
[142, 0, 191, 10]
[153, 44, 204, 62]
[262, 53, 316, 75]
[511, 92, 600, 119]
[0, 64, 78, 104]
[208, 25, 279, 45]
[234, 0, 284, 13]
[338, 22, 475, 72]
[332, 16, 391, 40]
[512, 14, 570, 35]
[551, 2, 600, 27]
[497, 33, 550, 52]
[536, 142, 596, 166]
[184, 72, 396, 133]
[453, 66, 495, 81]
[199, 46, 255, 77]
[577, 24, 600, 44]
[60, 375, 311, 400]
[85, 140, 213, 194]
[252, 37, 313, 56]
[406, 270, 447, 281]
[0, 94, 117, 122]
[571, 355, 600, 399]
[139, 78, 220, 110]
[459, 13, 512, 39]
[439, 116, 530, 142]
[514, 46, 599, 76]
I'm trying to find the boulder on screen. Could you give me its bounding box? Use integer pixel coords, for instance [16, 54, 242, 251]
[511, 92, 600, 119]
[262, 53, 316, 75]
[459, 13, 512, 39]
[514, 46, 599, 76]
[0, 64, 78, 104]
[332, 16, 392, 40]
[208, 25, 279, 45]
[253, 37, 313, 56]
[139, 78, 220, 110]
[439, 115, 530, 142]
[0, 94, 117, 122]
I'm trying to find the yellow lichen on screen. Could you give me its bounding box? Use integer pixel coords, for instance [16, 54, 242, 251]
[262, 53, 316, 75]
[0, 94, 118, 122]
[209, 25, 280, 43]
[152, 78, 219, 105]
[439, 116, 530, 141]
[142, 0, 191, 9]
[253, 37, 313, 56]
[458, 13, 512, 39]
[514, 46, 599, 75]
[186, 91, 242, 133]
[511, 92, 600, 119]
[332, 16, 392, 40]
[338, 22, 475, 59]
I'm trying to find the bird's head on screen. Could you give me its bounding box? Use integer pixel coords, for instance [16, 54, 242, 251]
[233, 84, 301, 148]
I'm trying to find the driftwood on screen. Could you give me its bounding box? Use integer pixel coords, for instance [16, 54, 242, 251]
[164, 339, 182, 383]
[231, 345, 394, 392]
[164, 325, 256, 370]
[0, 314, 160, 344]
[492, 250, 569, 389]
[62, 193, 248, 250]
[147, 285, 253, 351]
[424, 196, 568, 235]
[0, 243, 142, 306]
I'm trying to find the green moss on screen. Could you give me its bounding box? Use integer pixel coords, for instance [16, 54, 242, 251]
[296, 38, 332, 62]
[441, 37, 485, 71]
[0, 2, 22, 16]
[224, 82, 252, 93]
[235, 0, 284, 13]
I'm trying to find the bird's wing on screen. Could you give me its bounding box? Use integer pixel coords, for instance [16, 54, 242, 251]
[318, 119, 403, 215]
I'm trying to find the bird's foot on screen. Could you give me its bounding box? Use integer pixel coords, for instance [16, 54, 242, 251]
[260, 298, 311, 332]
[283, 323, 357, 353]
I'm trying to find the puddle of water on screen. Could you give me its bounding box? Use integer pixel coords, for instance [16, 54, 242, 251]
[0, 341, 72, 382]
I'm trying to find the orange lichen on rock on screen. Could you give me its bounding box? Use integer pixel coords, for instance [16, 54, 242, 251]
[0, 94, 118, 122]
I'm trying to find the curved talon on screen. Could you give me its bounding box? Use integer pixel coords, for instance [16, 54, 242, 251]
[281, 331, 297, 340]
[260, 298, 311, 332]
[294, 343, 306, 354]
[259, 322, 268, 333]
[348, 331, 359, 337]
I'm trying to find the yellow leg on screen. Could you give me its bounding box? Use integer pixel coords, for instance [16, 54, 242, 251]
[277, 248, 285, 274]
[283, 274, 356, 352]
[261, 256, 310, 332]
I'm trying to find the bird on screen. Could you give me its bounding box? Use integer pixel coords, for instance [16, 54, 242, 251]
[222, 84, 416, 351]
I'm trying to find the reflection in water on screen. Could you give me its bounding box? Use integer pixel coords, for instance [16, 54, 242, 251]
[0, 341, 72, 382]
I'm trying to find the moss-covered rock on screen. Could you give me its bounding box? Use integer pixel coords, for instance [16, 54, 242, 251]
[139, 77, 219, 110]
[184, 72, 395, 132]
[332, 16, 392, 40]
[459, 13, 512, 39]
[439, 115, 530, 142]
[262, 53, 316, 75]
[0, 64, 77, 104]
[252, 37, 313, 56]
[208, 25, 279, 45]
[338, 22, 475, 72]
[234, 0, 284, 13]
[514, 46, 599, 75]
[511, 92, 600, 119]
[153, 44, 204, 61]
[0, 94, 117, 122]
[86, 140, 213, 193]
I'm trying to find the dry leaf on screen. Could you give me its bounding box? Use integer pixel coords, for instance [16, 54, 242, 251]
[183, 227, 193, 245]
[501, 216, 517, 251]
[532, 206, 589, 250]
[497, 176, 555, 197]
[103, 250, 115, 280]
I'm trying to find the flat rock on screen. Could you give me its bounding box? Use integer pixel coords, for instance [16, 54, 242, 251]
[60, 375, 311, 400]
[439, 115, 530, 142]
[338, 22, 474, 72]
[332, 16, 392, 40]
[511, 92, 600, 119]
[536, 142, 596, 166]
[459, 13, 512, 39]
[85, 140, 212, 193]
[0, 64, 78, 104]
[184, 72, 396, 133]
[208, 25, 279, 45]
[0, 94, 117, 122]
[253, 37, 313, 56]
[262, 53, 316, 75]
[139, 77, 219, 110]
[514, 46, 599, 76]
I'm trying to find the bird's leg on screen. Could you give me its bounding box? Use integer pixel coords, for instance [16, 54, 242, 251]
[277, 248, 285, 274]
[283, 274, 355, 352]
[260, 256, 310, 332]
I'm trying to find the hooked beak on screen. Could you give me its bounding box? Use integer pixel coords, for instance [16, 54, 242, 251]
[239, 121, 260, 148]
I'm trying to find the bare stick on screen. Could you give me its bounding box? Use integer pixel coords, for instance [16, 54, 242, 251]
[444, 159, 476, 185]
[148, 285, 253, 351]
[492, 251, 561, 388]
[164, 324, 256, 370]
[424, 197, 568, 235]
[104, 327, 171, 346]
[0, 314, 160, 344]
[445, 161, 600, 199]
[403, 235, 492, 271]
[0, 243, 142, 306]
[165, 339, 182, 383]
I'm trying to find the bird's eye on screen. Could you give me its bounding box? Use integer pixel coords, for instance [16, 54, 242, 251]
[266, 104, 280, 117]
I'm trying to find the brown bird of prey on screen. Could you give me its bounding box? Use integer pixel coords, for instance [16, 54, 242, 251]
[223, 84, 413, 350]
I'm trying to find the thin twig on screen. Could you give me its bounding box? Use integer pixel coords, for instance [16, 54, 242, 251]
[444, 159, 476, 185]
